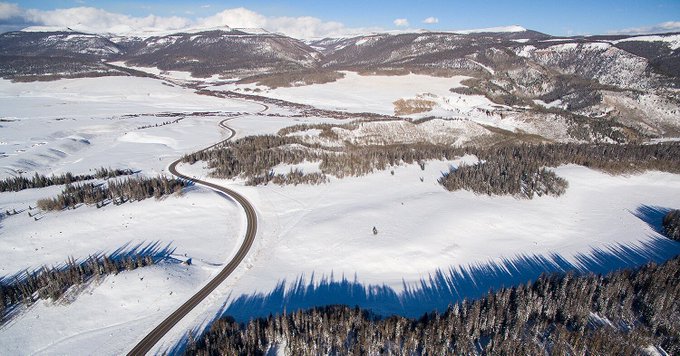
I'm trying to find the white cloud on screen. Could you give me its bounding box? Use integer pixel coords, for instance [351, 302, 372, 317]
[265, 16, 349, 39]
[422, 17, 438, 24]
[608, 21, 680, 35]
[0, 4, 377, 38]
[0, 2, 22, 20]
[199, 7, 266, 29]
[393, 18, 409, 27]
[198, 8, 368, 38]
[22, 6, 191, 34]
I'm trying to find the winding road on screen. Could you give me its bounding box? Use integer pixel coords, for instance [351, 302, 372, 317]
[127, 103, 268, 355]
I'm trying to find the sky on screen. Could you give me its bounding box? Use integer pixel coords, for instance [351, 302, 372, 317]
[0, 0, 679, 38]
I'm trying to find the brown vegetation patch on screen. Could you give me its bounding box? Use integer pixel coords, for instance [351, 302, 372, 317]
[393, 98, 437, 116]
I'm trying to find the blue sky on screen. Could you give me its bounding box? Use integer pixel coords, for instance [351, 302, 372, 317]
[2, 0, 679, 37]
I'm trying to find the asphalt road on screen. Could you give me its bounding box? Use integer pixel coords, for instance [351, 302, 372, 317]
[127, 104, 267, 355]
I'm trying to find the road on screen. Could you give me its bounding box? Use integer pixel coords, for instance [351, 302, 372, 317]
[127, 104, 267, 355]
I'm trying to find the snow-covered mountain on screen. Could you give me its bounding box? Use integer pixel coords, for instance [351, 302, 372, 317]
[0, 30, 122, 57]
[1, 26, 678, 138]
[120, 29, 320, 78]
[2, 26, 678, 82]
[0, 28, 322, 79]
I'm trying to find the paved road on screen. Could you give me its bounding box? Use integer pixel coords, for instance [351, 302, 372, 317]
[127, 104, 267, 355]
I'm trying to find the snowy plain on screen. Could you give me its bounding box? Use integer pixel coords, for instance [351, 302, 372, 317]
[177, 159, 680, 322]
[0, 73, 679, 354]
[212, 71, 478, 115]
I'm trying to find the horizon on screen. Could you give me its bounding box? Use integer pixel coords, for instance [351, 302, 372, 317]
[1, 1, 679, 38]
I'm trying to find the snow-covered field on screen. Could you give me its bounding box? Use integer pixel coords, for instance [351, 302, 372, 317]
[178, 159, 680, 322]
[211, 71, 541, 136]
[1, 74, 679, 354]
[0, 76, 261, 177]
[0, 76, 256, 354]
[213, 71, 482, 115]
[0, 186, 244, 355]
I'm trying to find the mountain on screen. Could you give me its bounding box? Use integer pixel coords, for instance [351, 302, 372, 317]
[311, 30, 551, 73]
[0, 28, 322, 80]
[0, 30, 126, 80]
[0, 27, 678, 139]
[120, 29, 321, 78]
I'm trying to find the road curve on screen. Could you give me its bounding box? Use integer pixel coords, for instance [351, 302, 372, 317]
[127, 104, 267, 355]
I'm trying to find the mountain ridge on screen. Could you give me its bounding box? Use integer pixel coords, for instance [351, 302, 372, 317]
[1, 26, 678, 142]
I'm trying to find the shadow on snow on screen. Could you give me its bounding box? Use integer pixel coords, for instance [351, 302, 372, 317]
[632, 204, 672, 235]
[163, 204, 680, 353]
[0, 240, 176, 325]
[221, 205, 680, 323]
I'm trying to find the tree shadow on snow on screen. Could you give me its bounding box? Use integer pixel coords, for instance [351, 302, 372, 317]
[165, 204, 680, 351]
[632, 204, 672, 235]
[217, 238, 680, 324]
[0, 240, 176, 326]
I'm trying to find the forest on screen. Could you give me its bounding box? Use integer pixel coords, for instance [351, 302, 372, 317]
[0, 167, 134, 192]
[182, 129, 680, 198]
[36, 175, 187, 211]
[439, 143, 680, 198]
[665, 210, 680, 241]
[185, 255, 680, 355]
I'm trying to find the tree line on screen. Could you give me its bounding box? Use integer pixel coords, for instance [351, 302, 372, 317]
[439, 142, 680, 198]
[665, 210, 680, 241]
[1, 253, 158, 324]
[185, 255, 680, 355]
[137, 117, 184, 130]
[439, 159, 569, 199]
[182, 128, 680, 198]
[182, 134, 465, 185]
[0, 167, 134, 192]
[247, 169, 329, 186]
[36, 176, 186, 211]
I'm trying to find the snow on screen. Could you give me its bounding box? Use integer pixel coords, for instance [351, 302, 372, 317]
[614, 34, 680, 50]
[271, 160, 323, 175]
[533, 98, 564, 109]
[19, 24, 272, 39]
[643, 345, 668, 356]
[0, 76, 259, 177]
[515, 45, 537, 58]
[326, 119, 490, 146]
[468, 59, 495, 74]
[0, 75, 264, 354]
[547, 43, 579, 51]
[582, 42, 611, 50]
[213, 71, 469, 115]
[451, 25, 526, 34]
[20, 26, 77, 33]
[108, 61, 226, 83]
[178, 160, 680, 322]
[1, 72, 680, 354]
[0, 181, 246, 355]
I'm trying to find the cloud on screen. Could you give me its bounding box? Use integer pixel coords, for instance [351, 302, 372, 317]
[22, 7, 191, 34]
[0, 3, 376, 38]
[0, 2, 22, 20]
[608, 21, 680, 35]
[422, 17, 438, 24]
[198, 7, 366, 38]
[199, 7, 266, 29]
[393, 18, 409, 27]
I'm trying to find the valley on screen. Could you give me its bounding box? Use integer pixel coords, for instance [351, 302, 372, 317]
[0, 19, 679, 355]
